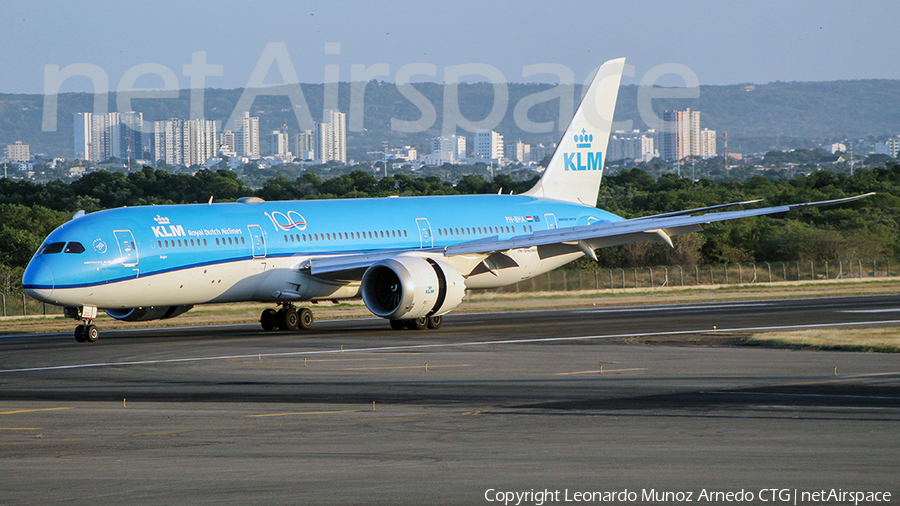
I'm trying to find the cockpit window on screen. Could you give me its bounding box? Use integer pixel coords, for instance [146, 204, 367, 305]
[64, 242, 86, 254]
[41, 242, 65, 255]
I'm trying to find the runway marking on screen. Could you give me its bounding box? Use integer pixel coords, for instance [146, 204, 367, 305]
[0, 407, 73, 415]
[577, 303, 772, 314]
[247, 409, 359, 418]
[840, 308, 900, 313]
[0, 427, 42, 431]
[2, 319, 900, 375]
[554, 368, 647, 376]
[336, 364, 472, 371]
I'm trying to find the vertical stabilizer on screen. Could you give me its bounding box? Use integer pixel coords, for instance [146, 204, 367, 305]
[523, 57, 625, 206]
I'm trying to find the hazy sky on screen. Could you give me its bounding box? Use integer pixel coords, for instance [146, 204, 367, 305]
[1, 0, 897, 94]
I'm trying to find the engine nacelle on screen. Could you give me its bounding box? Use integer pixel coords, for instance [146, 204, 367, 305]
[105, 305, 194, 322]
[360, 255, 466, 320]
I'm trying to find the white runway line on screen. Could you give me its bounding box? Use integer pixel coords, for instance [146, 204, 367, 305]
[2, 319, 900, 375]
[576, 302, 773, 314]
[840, 308, 900, 313]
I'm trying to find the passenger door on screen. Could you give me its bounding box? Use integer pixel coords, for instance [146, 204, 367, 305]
[543, 213, 558, 230]
[248, 224, 266, 259]
[113, 230, 139, 267]
[416, 218, 433, 249]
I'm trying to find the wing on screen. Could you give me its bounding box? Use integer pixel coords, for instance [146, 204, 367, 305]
[446, 193, 875, 258]
[308, 193, 873, 278]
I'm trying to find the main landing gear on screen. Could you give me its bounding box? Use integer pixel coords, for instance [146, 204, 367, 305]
[260, 303, 314, 332]
[65, 305, 100, 343]
[389, 315, 442, 331]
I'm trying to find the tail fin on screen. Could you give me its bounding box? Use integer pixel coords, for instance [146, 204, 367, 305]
[523, 57, 625, 206]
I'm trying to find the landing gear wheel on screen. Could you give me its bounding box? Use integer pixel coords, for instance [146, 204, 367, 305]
[83, 324, 99, 343]
[390, 319, 405, 330]
[74, 324, 87, 343]
[298, 308, 314, 330]
[280, 307, 300, 331]
[427, 315, 442, 329]
[260, 308, 278, 331]
[406, 317, 428, 330]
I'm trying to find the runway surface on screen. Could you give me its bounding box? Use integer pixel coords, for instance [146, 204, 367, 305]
[1, 294, 899, 505]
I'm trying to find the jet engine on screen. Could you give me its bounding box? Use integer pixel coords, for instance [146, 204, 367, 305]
[360, 255, 466, 320]
[105, 305, 194, 322]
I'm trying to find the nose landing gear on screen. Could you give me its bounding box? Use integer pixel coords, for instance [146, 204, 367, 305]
[66, 305, 99, 343]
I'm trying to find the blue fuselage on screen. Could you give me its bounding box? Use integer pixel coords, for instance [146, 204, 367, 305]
[23, 194, 622, 308]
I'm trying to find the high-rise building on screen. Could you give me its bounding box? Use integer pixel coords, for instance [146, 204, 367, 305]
[235, 111, 260, 159]
[699, 128, 717, 159]
[219, 131, 236, 154]
[119, 111, 144, 160]
[74, 111, 144, 162]
[474, 129, 503, 160]
[505, 141, 531, 163]
[153, 119, 218, 166]
[295, 129, 315, 160]
[73, 112, 110, 162]
[886, 138, 900, 158]
[608, 130, 657, 162]
[425, 135, 466, 165]
[529, 143, 556, 165]
[660, 109, 715, 161]
[5, 141, 30, 162]
[315, 109, 346, 164]
[74, 112, 93, 161]
[266, 130, 292, 161]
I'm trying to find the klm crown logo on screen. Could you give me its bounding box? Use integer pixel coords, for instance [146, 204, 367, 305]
[575, 128, 593, 148]
[564, 129, 602, 171]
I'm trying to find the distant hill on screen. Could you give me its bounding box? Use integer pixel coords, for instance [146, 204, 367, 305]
[1, 79, 898, 160]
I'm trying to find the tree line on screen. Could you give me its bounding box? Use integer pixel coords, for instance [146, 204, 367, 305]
[2, 164, 898, 291]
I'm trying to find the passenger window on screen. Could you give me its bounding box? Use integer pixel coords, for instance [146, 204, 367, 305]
[203, 238, 208, 246]
[64, 242, 85, 254]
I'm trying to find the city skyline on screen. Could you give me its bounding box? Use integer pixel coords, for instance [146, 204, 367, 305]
[0, 1, 897, 95]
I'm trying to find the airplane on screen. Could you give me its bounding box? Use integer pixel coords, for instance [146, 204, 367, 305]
[22, 57, 872, 342]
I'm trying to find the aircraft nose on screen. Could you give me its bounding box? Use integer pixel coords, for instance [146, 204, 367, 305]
[22, 258, 54, 302]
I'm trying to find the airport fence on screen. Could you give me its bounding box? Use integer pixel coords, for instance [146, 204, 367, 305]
[3, 257, 899, 316]
[0, 291, 58, 318]
[476, 257, 900, 294]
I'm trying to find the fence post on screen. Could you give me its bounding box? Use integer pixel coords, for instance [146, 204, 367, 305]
[823, 260, 829, 280]
[872, 258, 877, 277]
[750, 263, 757, 283]
[855, 259, 862, 278]
[22, 293, 26, 317]
[562, 271, 567, 291]
[722, 264, 728, 284]
[632, 268, 637, 288]
[693, 265, 699, 285]
[1, 293, 5, 317]
[677, 265, 683, 286]
[738, 263, 743, 284]
[808, 261, 814, 280]
[764, 262, 771, 283]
